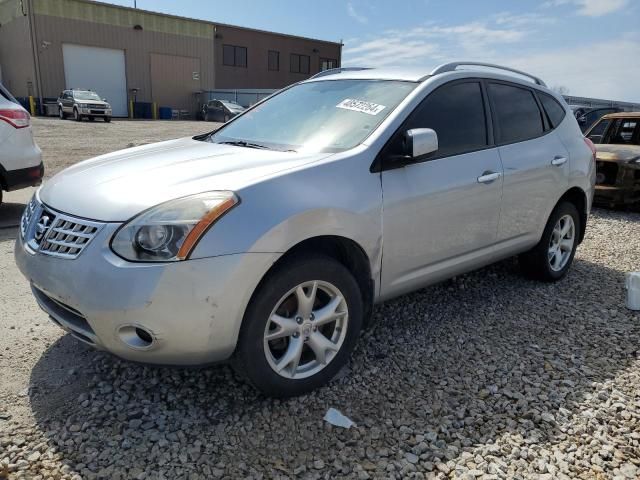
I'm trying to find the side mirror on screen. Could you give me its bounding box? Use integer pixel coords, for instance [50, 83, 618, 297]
[103, 98, 107, 102]
[578, 116, 586, 125]
[404, 128, 438, 158]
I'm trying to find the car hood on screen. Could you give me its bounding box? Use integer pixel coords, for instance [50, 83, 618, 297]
[39, 137, 331, 221]
[595, 144, 640, 163]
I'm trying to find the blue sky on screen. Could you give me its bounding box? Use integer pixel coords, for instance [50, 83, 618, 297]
[101, 0, 639, 102]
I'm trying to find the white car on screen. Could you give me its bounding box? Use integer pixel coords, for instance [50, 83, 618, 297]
[0, 82, 43, 205]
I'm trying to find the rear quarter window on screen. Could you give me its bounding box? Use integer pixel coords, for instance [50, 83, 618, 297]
[538, 92, 566, 129]
[489, 83, 544, 144]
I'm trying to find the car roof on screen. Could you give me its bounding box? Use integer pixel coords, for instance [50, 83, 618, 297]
[603, 111, 640, 119]
[304, 64, 551, 92]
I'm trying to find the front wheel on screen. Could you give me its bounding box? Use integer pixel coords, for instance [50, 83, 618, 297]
[520, 201, 580, 282]
[104, 116, 111, 123]
[73, 108, 82, 122]
[58, 107, 66, 120]
[235, 255, 363, 397]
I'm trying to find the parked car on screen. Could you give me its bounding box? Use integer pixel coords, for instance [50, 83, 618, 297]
[57, 89, 112, 122]
[16, 62, 595, 397]
[571, 106, 622, 133]
[585, 112, 640, 207]
[202, 99, 245, 122]
[0, 82, 43, 205]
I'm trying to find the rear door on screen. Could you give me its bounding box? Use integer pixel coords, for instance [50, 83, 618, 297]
[380, 80, 503, 298]
[488, 82, 569, 245]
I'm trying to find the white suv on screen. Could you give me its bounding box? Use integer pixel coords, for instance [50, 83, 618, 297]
[16, 62, 595, 396]
[0, 83, 43, 205]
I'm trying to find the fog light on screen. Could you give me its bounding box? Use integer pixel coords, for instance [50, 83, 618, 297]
[118, 325, 155, 349]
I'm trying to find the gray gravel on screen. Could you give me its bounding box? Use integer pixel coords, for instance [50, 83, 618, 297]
[1, 119, 640, 479]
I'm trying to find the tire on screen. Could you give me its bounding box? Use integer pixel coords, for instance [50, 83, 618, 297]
[520, 201, 581, 282]
[58, 107, 66, 120]
[204, 112, 211, 122]
[73, 108, 82, 122]
[235, 255, 363, 397]
[224, 114, 230, 122]
[104, 116, 111, 123]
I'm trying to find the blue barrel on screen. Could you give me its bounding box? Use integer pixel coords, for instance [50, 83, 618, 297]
[159, 107, 172, 120]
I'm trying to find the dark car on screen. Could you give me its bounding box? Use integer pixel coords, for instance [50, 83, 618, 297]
[586, 112, 640, 207]
[202, 99, 245, 122]
[572, 106, 622, 133]
[57, 89, 112, 122]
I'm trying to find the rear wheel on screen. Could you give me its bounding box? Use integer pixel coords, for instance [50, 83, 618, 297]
[520, 201, 580, 281]
[235, 255, 363, 397]
[88, 116, 95, 122]
[73, 108, 82, 122]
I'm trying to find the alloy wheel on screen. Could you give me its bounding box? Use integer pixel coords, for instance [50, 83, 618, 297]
[263, 280, 348, 380]
[548, 214, 575, 272]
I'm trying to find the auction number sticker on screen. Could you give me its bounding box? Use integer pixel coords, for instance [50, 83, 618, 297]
[336, 98, 386, 115]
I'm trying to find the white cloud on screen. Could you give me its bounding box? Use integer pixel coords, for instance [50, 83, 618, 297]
[342, 14, 640, 102]
[502, 38, 640, 101]
[543, 0, 629, 17]
[347, 2, 368, 24]
[343, 15, 543, 68]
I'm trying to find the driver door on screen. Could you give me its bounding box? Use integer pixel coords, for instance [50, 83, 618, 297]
[379, 80, 503, 299]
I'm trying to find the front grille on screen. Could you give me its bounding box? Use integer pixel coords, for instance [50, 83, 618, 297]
[21, 196, 103, 259]
[20, 197, 37, 238]
[596, 161, 618, 186]
[87, 103, 105, 109]
[90, 109, 104, 114]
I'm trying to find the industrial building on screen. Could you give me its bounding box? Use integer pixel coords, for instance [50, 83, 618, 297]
[0, 0, 342, 116]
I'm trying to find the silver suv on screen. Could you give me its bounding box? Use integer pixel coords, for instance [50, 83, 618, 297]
[16, 62, 595, 397]
[57, 89, 112, 122]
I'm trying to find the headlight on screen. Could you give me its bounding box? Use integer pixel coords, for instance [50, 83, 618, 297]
[110, 191, 238, 262]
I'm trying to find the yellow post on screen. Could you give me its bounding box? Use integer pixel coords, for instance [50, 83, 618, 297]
[152, 102, 158, 120]
[28, 96, 36, 116]
[129, 99, 134, 119]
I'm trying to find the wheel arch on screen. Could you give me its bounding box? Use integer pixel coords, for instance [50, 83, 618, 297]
[247, 235, 375, 330]
[556, 186, 588, 243]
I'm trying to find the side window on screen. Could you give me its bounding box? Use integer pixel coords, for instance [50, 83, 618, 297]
[604, 119, 639, 145]
[587, 119, 611, 144]
[538, 92, 566, 129]
[489, 83, 544, 144]
[398, 81, 487, 158]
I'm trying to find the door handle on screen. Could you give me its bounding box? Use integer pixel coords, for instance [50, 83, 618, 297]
[477, 171, 502, 184]
[551, 156, 568, 166]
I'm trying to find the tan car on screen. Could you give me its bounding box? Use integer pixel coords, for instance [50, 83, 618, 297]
[586, 112, 640, 207]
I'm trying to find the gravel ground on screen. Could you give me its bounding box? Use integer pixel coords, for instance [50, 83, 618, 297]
[1, 118, 640, 479]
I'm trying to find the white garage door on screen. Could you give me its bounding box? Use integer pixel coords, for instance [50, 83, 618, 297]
[63, 44, 127, 117]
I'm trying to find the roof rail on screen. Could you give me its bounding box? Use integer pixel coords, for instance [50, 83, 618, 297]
[429, 62, 546, 87]
[309, 67, 372, 80]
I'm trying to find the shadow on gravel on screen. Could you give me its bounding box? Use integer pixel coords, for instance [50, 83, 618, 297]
[28, 254, 640, 478]
[0, 202, 26, 229]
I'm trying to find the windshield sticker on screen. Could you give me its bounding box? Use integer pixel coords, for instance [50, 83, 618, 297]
[336, 98, 386, 116]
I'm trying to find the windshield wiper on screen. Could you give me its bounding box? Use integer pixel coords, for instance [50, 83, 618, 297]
[216, 140, 271, 150]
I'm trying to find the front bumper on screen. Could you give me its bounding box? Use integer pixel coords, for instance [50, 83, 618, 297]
[15, 223, 279, 365]
[3, 162, 44, 191]
[80, 108, 112, 117]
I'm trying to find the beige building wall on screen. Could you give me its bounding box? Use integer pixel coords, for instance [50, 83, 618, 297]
[0, 0, 342, 112]
[0, 1, 37, 97]
[32, 14, 215, 104]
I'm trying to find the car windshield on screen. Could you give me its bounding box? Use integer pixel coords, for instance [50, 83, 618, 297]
[221, 101, 244, 110]
[208, 79, 417, 153]
[74, 91, 102, 101]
